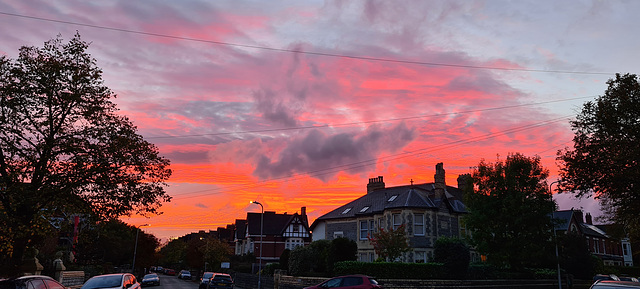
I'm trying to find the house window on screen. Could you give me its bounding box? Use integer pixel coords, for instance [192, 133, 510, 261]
[414, 213, 424, 236]
[392, 214, 401, 230]
[360, 206, 370, 213]
[360, 220, 369, 240]
[377, 217, 383, 231]
[369, 220, 375, 234]
[623, 243, 629, 255]
[414, 251, 426, 263]
[388, 195, 398, 202]
[359, 253, 368, 262]
[342, 208, 352, 214]
[286, 238, 304, 250]
[333, 231, 344, 239]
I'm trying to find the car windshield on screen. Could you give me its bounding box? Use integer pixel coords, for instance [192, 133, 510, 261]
[203, 273, 213, 279]
[368, 278, 379, 285]
[81, 275, 122, 289]
[143, 274, 157, 280]
[212, 275, 232, 282]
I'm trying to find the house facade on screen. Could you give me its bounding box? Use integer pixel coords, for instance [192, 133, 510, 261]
[554, 209, 633, 266]
[310, 163, 470, 263]
[234, 207, 312, 265]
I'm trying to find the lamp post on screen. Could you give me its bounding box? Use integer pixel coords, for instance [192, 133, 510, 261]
[250, 201, 264, 289]
[132, 224, 149, 275]
[550, 181, 562, 289]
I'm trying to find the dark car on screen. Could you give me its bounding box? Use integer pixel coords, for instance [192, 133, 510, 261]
[199, 272, 214, 289]
[206, 273, 233, 289]
[141, 273, 160, 287]
[81, 273, 140, 289]
[303, 275, 382, 289]
[165, 269, 176, 276]
[0, 275, 67, 289]
[590, 280, 640, 288]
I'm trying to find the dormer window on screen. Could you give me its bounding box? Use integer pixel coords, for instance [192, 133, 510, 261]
[360, 206, 370, 213]
[341, 207, 352, 214]
[388, 195, 398, 202]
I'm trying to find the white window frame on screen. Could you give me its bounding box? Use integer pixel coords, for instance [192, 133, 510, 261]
[392, 214, 401, 230]
[414, 251, 426, 263]
[360, 220, 369, 240]
[414, 213, 424, 236]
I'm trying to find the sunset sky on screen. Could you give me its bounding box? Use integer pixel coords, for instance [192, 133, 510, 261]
[2, 1, 638, 241]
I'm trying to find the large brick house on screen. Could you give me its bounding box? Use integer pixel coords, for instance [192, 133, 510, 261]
[235, 207, 312, 265]
[554, 209, 633, 266]
[310, 163, 471, 263]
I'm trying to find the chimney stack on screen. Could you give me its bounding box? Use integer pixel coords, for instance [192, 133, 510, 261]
[301, 206, 306, 216]
[457, 173, 472, 193]
[585, 212, 593, 225]
[434, 163, 446, 199]
[367, 176, 385, 193]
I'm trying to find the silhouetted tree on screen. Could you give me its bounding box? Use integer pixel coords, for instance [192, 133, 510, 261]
[433, 236, 470, 278]
[557, 73, 640, 240]
[464, 153, 555, 271]
[0, 33, 171, 271]
[328, 237, 357, 273]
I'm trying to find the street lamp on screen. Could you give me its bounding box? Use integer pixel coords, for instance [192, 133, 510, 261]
[550, 181, 562, 289]
[250, 201, 264, 289]
[132, 224, 149, 275]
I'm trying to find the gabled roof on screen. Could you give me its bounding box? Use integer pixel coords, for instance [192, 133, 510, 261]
[312, 182, 466, 226]
[234, 219, 247, 240]
[553, 210, 575, 231]
[246, 212, 310, 236]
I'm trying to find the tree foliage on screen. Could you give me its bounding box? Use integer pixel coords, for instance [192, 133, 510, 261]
[557, 232, 598, 279]
[328, 237, 357, 273]
[433, 236, 470, 278]
[368, 224, 410, 262]
[158, 239, 187, 269]
[0, 33, 171, 269]
[557, 73, 640, 239]
[464, 153, 555, 270]
[74, 219, 160, 273]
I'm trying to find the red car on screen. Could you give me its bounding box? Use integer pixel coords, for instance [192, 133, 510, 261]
[304, 275, 382, 289]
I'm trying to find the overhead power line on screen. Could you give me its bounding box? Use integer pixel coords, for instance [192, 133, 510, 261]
[171, 115, 572, 200]
[0, 11, 615, 76]
[147, 95, 593, 139]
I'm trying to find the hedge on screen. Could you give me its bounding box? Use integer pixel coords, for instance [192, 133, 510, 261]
[333, 261, 444, 279]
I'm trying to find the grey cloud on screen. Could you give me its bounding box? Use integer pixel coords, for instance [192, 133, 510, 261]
[252, 88, 299, 127]
[253, 122, 416, 181]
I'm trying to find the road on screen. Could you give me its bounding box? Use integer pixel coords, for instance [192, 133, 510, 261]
[154, 274, 199, 289]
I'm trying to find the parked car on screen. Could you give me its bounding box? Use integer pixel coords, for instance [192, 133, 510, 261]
[165, 269, 176, 276]
[80, 273, 140, 289]
[303, 275, 382, 289]
[0, 275, 67, 289]
[141, 273, 160, 287]
[178, 270, 192, 280]
[595, 274, 621, 282]
[590, 280, 640, 288]
[199, 272, 214, 289]
[206, 273, 233, 289]
[619, 277, 639, 282]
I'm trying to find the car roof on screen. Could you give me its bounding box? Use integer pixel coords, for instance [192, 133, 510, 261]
[592, 280, 640, 288]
